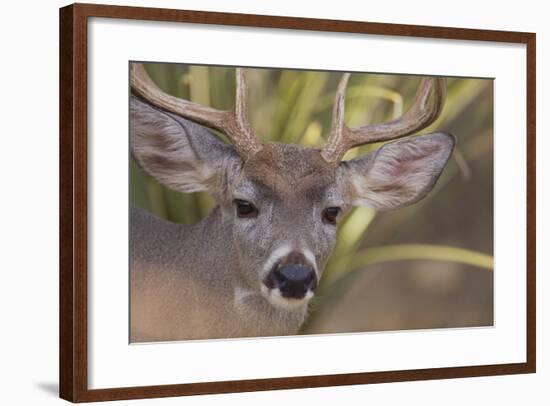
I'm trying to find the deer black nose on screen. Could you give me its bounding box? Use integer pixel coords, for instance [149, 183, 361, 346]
[271, 265, 317, 299]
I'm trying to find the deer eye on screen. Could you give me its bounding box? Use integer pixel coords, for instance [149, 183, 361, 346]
[234, 199, 258, 218]
[322, 207, 341, 225]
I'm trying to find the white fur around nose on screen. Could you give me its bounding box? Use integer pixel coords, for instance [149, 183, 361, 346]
[262, 244, 292, 276]
[261, 284, 313, 311]
[301, 247, 318, 275]
[260, 244, 317, 311]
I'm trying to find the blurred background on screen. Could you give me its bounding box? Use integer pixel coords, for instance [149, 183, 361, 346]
[130, 62, 494, 335]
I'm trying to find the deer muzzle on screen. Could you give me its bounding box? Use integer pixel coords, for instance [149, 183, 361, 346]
[264, 251, 317, 300]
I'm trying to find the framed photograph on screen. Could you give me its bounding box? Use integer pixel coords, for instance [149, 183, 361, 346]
[59, 3, 536, 402]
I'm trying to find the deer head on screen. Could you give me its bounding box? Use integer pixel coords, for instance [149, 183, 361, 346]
[130, 63, 454, 311]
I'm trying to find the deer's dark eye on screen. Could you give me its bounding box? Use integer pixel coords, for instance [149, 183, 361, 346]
[234, 199, 258, 218]
[322, 207, 341, 225]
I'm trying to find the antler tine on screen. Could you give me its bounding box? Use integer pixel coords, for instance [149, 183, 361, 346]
[230, 68, 263, 156]
[320, 73, 351, 164]
[321, 75, 447, 164]
[130, 63, 262, 158]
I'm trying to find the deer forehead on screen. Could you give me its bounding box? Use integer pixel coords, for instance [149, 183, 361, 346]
[237, 143, 338, 201]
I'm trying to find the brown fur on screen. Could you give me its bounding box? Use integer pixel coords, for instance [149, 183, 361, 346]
[242, 144, 337, 203]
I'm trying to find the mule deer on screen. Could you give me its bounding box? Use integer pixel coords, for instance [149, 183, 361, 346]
[129, 63, 454, 342]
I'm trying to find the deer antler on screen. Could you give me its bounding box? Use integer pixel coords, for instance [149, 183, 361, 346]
[130, 63, 263, 159]
[321, 74, 446, 163]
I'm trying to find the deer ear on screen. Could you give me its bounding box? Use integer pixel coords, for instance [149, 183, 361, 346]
[130, 96, 242, 194]
[339, 133, 455, 210]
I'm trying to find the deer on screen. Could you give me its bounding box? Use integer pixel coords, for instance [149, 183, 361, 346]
[129, 63, 454, 342]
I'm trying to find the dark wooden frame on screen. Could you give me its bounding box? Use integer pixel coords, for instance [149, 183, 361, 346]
[59, 2, 536, 402]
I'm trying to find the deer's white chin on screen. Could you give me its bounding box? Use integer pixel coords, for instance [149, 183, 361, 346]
[260, 285, 313, 311]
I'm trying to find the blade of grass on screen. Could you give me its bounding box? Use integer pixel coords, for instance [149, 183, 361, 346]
[324, 243, 493, 287]
[352, 244, 493, 269]
[281, 71, 329, 144]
